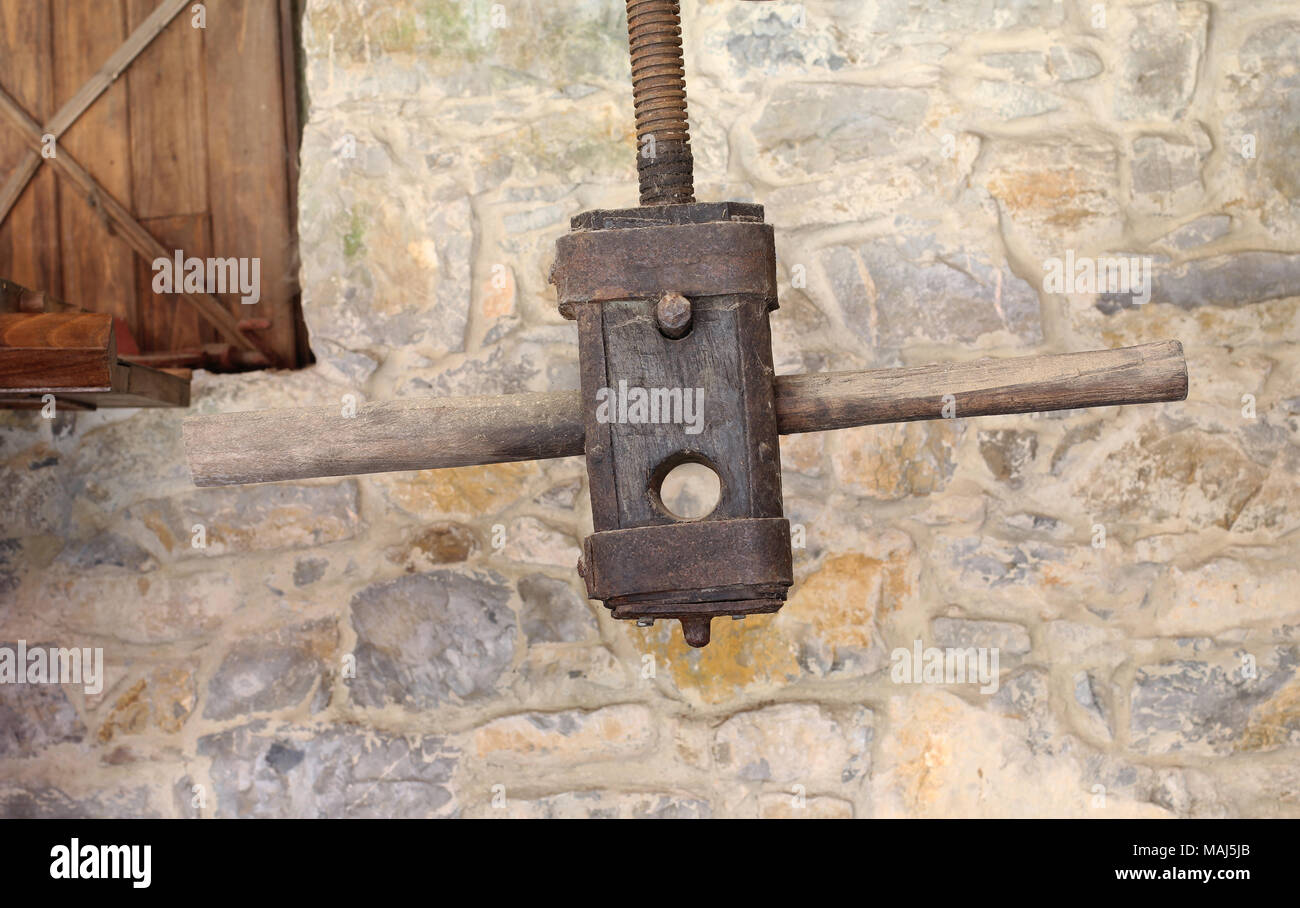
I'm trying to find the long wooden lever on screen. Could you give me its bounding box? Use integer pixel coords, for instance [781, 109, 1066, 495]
[184, 340, 1186, 487]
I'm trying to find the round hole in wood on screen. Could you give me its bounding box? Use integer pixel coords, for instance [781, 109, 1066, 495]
[654, 458, 721, 521]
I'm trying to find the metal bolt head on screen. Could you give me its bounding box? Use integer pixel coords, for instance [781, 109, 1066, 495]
[656, 293, 692, 339]
[637, 618, 654, 627]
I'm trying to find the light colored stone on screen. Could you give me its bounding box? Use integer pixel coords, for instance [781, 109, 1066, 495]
[199, 724, 458, 818]
[1130, 132, 1209, 214]
[872, 690, 1169, 817]
[969, 79, 1061, 121]
[932, 617, 1031, 656]
[831, 421, 962, 500]
[713, 703, 871, 787]
[1222, 22, 1300, 239]
[758, 793, 853, 819]
[127, 482, 362, 559]
[779, 432, 825, 477]
[466, 790, 709, 819]
[14, 571, 241, 645]
[502, 516, 580, 568]
[749, 84, 930, 184]
[982, 141, 1123, 259]
[1158, 558, 1300, 637]
[1048, 45, 1103, 82]
[1077, 421, 1268, 532]
[370, 461, 542, 520]
[509, 644, 628, 705]
[817, 236, 1042, 352]
[471, 704, 658, 765]
[1113, 1, 1208, 121]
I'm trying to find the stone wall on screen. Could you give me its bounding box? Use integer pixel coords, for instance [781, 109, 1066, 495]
[2, 0, 1298, 818]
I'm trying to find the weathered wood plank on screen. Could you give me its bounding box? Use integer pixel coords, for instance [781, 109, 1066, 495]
[575, 302, 619, 531]
[52, 0, 138, 329]
[184, 341, 1188, 487]
[134, 214, 210, 352]
[126, 0, 208, 220]
[0, 150, 39, 224]
[127, 0, 211, 352]
[602, 297, 744, 526]
[278, 0, 301, 220]
[204, 0, 299, 365]
[46, 0, 191, 139]
[102, 358, 190, 406]
[0, 1, 60, 296]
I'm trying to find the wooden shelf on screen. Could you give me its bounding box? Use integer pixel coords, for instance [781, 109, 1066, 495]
[0, 311, 189, 409]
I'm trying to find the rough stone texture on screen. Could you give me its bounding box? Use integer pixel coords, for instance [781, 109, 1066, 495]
[0, 785, 158, 819]
[1130, 130, 1210, 214]
[979, 429, 1040, 488]
[1129, 647, 1300, 756]
[348, 570, 516, 710]
[465, 790, 709, 819]
[758, 793, 855, 819]
[713, 704, 872, 787]
[1113, 2, 1209, 122]
[517, 573, 596, 644]
[932, 617, 1032, 656]
[203, 620, 338, 720]
[818, 235, 1043, 354]
[0, 677, 85, 757]
[98, 666, 197, 743]
[471, 705, 659, 765]
[198, 724, 458, 818]
[0, 0, 1297, 817]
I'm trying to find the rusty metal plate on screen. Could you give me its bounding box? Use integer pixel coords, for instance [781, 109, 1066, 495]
[582, 517, 793, 601]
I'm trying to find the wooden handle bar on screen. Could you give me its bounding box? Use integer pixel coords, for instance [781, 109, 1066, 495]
[184, 341, 1186, 486]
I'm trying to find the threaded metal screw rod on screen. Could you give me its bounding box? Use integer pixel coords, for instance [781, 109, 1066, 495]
[626, 0, 695, 206]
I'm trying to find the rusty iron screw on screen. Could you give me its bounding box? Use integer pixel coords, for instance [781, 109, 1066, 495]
[626, 0, 695, 206]
[656, 292, 692, 338]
